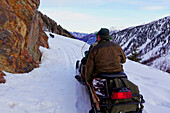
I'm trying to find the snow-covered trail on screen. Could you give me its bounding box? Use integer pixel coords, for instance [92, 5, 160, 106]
[0, 33, 90, 113]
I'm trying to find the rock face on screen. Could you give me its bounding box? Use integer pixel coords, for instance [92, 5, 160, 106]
[0, 0, 49, 82]
[0, 71, 6, 83]
[111, 16, 170, 73]
[38, 11, 75, 39]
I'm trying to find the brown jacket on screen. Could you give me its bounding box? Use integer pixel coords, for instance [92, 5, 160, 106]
[85, 40, 126, 82]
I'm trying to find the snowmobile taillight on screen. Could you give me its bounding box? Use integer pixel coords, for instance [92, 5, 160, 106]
[111, 88, 132, 100]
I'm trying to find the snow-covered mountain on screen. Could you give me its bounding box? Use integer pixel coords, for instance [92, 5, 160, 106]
[79, 29, 117, 45]
[71, 28, 117, 45]
[0, 32, 170, 113]
[111, 16, 170, 73]
[109, 26, 121, 33]
[81, 33, 97, 45]
[70, 32, 97, 45]
[70, 32, 88, 39]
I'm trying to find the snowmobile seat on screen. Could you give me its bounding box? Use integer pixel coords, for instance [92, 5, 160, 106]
[97, 72, 127, 79]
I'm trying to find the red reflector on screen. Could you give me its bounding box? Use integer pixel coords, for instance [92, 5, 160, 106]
[111, 90, 132, 99]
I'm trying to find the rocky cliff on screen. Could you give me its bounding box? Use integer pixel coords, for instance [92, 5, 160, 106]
[38, 11, 75, 38]
[111, 16, 170, 73]
[0, 0, 49, 83]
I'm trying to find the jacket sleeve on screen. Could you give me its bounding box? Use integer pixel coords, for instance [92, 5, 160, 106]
[85, 51, 94, 83]
[120, 47, 126, 63]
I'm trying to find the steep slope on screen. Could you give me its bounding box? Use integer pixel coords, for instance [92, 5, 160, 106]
[0, 32, 170, 113]
[38, 11, 75, 39]
[111, 16, 170, 73]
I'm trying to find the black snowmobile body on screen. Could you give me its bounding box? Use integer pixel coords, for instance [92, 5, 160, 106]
[75, 60, 145, 113]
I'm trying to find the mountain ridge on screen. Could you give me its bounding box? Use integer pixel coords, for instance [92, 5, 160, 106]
[38, 11, 75, 39]
[70, 32, 88, 39]
[111, 16, 170, 73]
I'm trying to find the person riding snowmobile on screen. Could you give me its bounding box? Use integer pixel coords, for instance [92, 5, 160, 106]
[75, 28, 145, 113]
[85, 28, 126, 83]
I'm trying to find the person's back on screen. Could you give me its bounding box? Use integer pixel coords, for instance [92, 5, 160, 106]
[90, 40, 126, 73]
[85, 28, 126, 83]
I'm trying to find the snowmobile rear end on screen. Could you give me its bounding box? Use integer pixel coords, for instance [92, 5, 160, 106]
[75, 60, 145, 113]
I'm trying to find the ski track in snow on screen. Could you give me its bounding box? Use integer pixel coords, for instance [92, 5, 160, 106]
[51, 34, 91, 113]
[0, 33, 90, 113]
[45, 33, 91, 113]
[0, 32, 170, 113]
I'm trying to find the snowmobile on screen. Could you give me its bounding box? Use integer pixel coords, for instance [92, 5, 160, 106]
[75, 60, 145, 113]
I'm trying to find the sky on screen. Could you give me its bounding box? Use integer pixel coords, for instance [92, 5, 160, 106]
[39, 0, 170, 33]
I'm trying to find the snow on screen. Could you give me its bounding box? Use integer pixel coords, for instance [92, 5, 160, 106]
[151, 54, 170, 71]
[0, 32, 170, 113]
[124, 60, 170, 113]
[138, 38, 151, 51]
[141, 43, 162, 61]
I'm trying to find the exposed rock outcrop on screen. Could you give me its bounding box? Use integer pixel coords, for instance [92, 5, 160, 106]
[0, 71, 6, 83]
[38, 11, 75, 39]
[0, 0, 49, 82]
